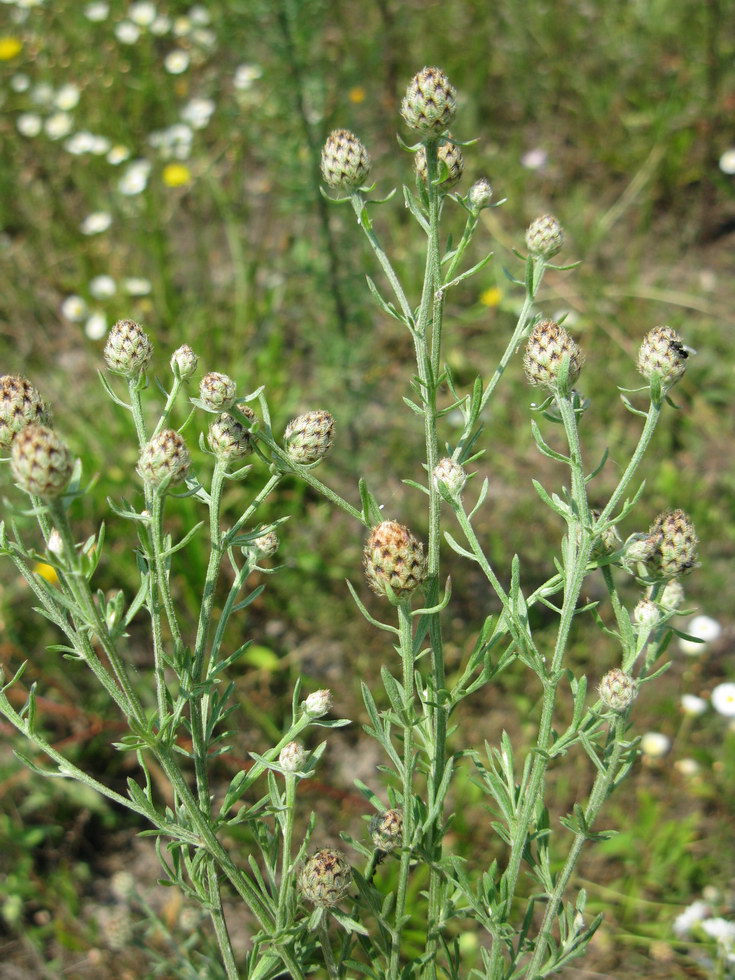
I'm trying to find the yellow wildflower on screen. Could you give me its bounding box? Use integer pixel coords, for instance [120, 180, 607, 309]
[34, 562, 59, 585]
[479, 286, 502, 308]
[162, 163, 192, 187]
[348, 86, 366, 104]
[0, 37, 23, 61]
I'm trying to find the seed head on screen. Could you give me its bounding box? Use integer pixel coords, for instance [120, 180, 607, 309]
[284, 411, 334, 464]
[523, 319, 583, 389]
[599, 669, 637, 712]
[299, 849, 352, 907]
[137, 429, 190, 487]
[11, 424, 73, 497]
[637, 326, 690, 391]
[415, 140, 464, 191]
[253, 530, 279, 557]
[363, 520, 427, 601]
[468, 178, 493, 212]
[104, 319, 153, 377]
[304, 689, 332, 717]
[649, 509, 698, 578]
[170, 344, 198, 380]
[525, 215, 564, 258]
[208, 413, 253, 461]
[0, 375, 53, 449]
[370, 808, 403, 852]
[279, 741, 307, 773]
[400, 66, 457, 135]
[433, 457, 466, 497]
[320, 129, 370, 191]
[199, 372, 236, 412]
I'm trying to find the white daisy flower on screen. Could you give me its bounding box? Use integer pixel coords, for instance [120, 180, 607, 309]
[17, 112, 42, 137]
[106, 144, 131, 165]
[54, 83, 80, 111]
[118, 159, 151, 195]
[164, 49, 190, 74]
[123, 277, 152, 296]
[521, 148, 548, 171]
[85, 311, 108, 340]
[150, 14, 170, 35]
[711, 682, 735, 718]
[30, 82, 54, 107]
[181, 96, 214, 129]
[115, 21, 141, 44]
[233, 63, 262, 91]
[60, 295, 88, 322]
[45, 112, 74, 140]
[80, 211, 112, 235]
[172, 15, 192, 36]
[674, 758, 700, 777]
[673, 899, 710, 937]
[129, 1, 156, 26]
[88, 275, 116, 299]
[701, 917, 735, 945]
[719, 149, 735, 175]
[679, 615, 722, 656]
[680, 693, 707, 715]
[188, 4, 210, 24]
[640, 731, 670, 758]
[84, 1, 109, 20]
[88, 135, 111, 155]
[65, 131, 96, 155]
[191, 27, 215, 49]
[10, 73, 30, 93]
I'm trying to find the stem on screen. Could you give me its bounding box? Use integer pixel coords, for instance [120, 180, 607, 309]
[319, 914, 339, 979]
[596, 398, 661, 527]
[207, 863, 239, 980]
[350, 193, 415, 326]
[276, 775, 297, 931]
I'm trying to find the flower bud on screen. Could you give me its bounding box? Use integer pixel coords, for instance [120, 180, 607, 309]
[623, 532, 659, 566]
[415, 140, 464, 191]
[279, 741, 307, 773]
[47, 529, 64, 555]
[199, 372, 236, 412]
[11, 424, 73, 497]
[525, 215, 564, 259]
[320, 129, 370, 191]
[284, 411, 334, 464]
[468, 178, 492, 211]
[0, 375, 53, 449]
[634, 597, 660, 631]
[591, 511, 622, 557]
[649, 509, 698, 578]
[400, 66, 457, 135]
[170, 344, 198, 380]
[523, 319, 583, 389]
[253, 530, 279, 557]
[637, 326, 690, 391]
[299, 849, 352, 907]
[370, 808, 403, 852]
[363, 520, 427, 600]
[104, 319, 153, 377]
[433, 457, 466, 497]
[599, 669, 637, 712]
[304, 689, 332, 717]
[234, 401, 256, 427]
[208, 413, 253, 460]
[660, 579, 685, 611]
[137, 429, 190, 487]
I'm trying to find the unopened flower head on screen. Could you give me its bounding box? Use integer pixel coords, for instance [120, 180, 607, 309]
[298, 849, 352, 907]
[638, 325, 690, 391]
[591, 513, 622, 557]
[0, 375, 53, 449]
[433, 457, 466, 497]
[320, 129, 370, 191]
[208, 413, 253, 461]
[47, 528, 64, 555]
[468, 178, 493, 212]
[623, 532, 658, 567]
[415, 140, 464, 191]
[199, 372, 236, 412]
[634, 598, 660, 631]
[363, 520, 427, 601]
[304, 689, 332, 717]
[660, 579, 685, 611]
[598, 669, 637, 712]
[279, 741, 307, 773]
[253, 531, 279, 557]
[104, 319, 153, 377]
[11, 425, 73, 498]
[284, 411, 334, 464]
[526, 215, 564, 259]
[523, 319, 583, 389]
[401, 66, 457, 135]
[170, 344, 198, 380]
[370, 808, 403, 852]
[137, 430, 190, 487]
[649, 509, 698, 578]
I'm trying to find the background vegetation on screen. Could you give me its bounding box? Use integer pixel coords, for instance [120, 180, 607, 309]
[1, 0, 734, 976]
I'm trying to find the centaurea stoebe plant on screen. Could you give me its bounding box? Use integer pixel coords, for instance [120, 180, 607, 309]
[1, 66, 701, 978]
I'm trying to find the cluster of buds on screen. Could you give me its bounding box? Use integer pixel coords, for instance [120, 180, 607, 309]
[104, 319, 154, 377]
[363, 520, 427, 600]
[298, 849, 353, 907]
[598, 669, 637, 712]
[523, 319, 583, 389]
[199, 372, 236, 412]
[0, 375, 53, 450]
[415, 140, 464, 191]
[401, 66, 457, 135]
[320, 129, 371, 192]
[370, 808, 404, 852]
[10, 424, 73, 498]
[284, 411, 334, 465]
[137, 429, 190, 488]
[526, 215, 564, 259]
[208, 412, 253, 461]
[637, 325, 690, 391]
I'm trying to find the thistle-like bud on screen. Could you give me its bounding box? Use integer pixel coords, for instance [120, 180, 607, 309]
[523, 319, 583, 389]
[320, 129, 370, 191]
[525, 215, 564, 259]
[433, 457, 466, 497]
[634, 597, 660, 631]
[199, 372, 236, 412]
[400, 66, 457, 135]
[415, 140, 464, 191]
[11, 424, 72, 498]
[208, 413, 253, 460]
[304, 689, 332, 717]
[234, 401, 256, 427]
[468, 178, 493, 212]
[591, 511, 622, 557]
[0, 375, 53, 449]
[649, 509, 698, 578]
[104, 319, 153, 377]
[170, 344, 198, 380]
[284, 411, 334, 464]
[370, 808, 403, 852]
[137, 429, 190, 487]
[637, 326, 690, 391]
[279, 741, 307, 773]
[623, 532, 659, 566]
[599, 669, 637, 712]
[298, 849, 352, 907]
[363, 520, 427, 600]
[660, 579, 685, 611]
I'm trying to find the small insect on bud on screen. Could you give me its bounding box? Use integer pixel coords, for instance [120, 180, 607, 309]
[468, 178, 493, 212]
[11, 424, 73, 498]
[199, 372, 236, 412]
[525, 215, 564, 259]
[284, 411, 334, 464]
[0, 375, 53, 449]
[299, 849, 352, 907]
[433, 457, 466, 497]
[523, 319, 583, 389]
[253, 530, 279, 557]
[415, 140, 464, 191]
[599, 669, 637, 713]
[400, 66, 457, 135]
[649, 509, 698, 578]
[208, 413, 253, 461]
[304, 689, 332, 717]
[370, 808, 403, 852]
[634, 597, 660, 631]
[279, 741, 307, 773]
[320, 129, 371, 192]
[363, 520, 427, 601]
[660, 579, 685, 611]
[104, 319, 153, 377]
[637, 326, 690, 392]
[137, 429, 190, 487]
[170, 344, 198, 380]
